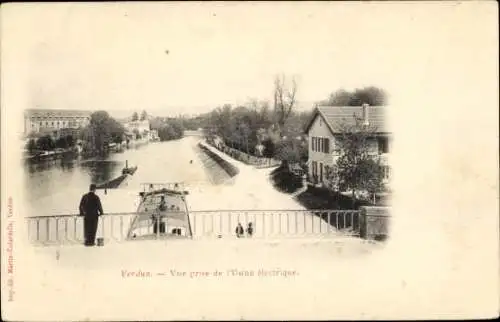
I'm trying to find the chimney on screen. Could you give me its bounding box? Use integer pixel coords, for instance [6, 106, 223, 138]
[362, 103, 370, 126]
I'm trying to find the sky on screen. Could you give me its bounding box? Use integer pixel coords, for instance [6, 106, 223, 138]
[1, 2, 497, 118]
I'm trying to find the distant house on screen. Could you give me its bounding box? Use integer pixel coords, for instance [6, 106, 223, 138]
[304, 104, 391, 189]
[123, 120, 150, 140]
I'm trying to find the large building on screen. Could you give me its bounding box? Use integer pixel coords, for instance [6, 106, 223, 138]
[24, 109, 91, 136]
[304, 104, 391, 189]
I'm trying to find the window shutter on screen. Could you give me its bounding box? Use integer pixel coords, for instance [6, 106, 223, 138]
[325, 138, 329, 153]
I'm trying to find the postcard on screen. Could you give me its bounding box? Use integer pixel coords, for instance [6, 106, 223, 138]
[1, 1, 498, 320]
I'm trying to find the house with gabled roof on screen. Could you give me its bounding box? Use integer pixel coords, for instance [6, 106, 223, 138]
[304, 104, 391, 189]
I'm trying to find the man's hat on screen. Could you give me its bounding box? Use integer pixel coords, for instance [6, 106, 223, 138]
[89, 184, 97, 191]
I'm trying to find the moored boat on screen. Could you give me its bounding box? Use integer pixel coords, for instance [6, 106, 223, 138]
[126, 183, 193, 240]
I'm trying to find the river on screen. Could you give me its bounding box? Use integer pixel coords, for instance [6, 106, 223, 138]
[24, 136, 344, 241]
[24, 137, 210, 217]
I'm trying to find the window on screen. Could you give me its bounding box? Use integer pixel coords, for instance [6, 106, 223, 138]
[312, 137, 330, 153]
[383, 166, 391, 180]
[378, 137, 389, 154]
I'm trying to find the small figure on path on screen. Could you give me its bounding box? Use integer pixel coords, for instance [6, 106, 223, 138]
[79, 184, 104, 247]
[246, 222, 253, 237]
[235, 223, 244, 238]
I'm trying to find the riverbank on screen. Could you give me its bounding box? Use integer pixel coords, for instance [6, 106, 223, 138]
[196, 143, 239, 178]
[206, 140, 280, 169]
[190, 141, 304, 211]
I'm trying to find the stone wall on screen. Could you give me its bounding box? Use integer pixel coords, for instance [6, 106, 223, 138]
[359, 206, 390, 241]
[198, 143, 240, 177]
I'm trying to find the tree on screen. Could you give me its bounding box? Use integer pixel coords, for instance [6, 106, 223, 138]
[262, 139, 276, 158]
[322, 86, 387, 106]
[140, 110, 148, 121]
[55, 137, 68, 149]
[350, 87, 387, 106]
[25, 139, 37, 153]
[157, 123, 183, 141]
[132, 112, 139, 121]
[66, 135, 75, 147]
[326, 116, 385, 209]
[322, 89, 352, 106]
[36, 135, 55, 151]
[87, 111, 126, 154]
[274, 138, 307, 167]
[273, 74, 297, 136]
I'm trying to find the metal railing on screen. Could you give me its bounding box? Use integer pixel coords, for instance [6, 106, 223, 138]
[25, 209, 361, 246]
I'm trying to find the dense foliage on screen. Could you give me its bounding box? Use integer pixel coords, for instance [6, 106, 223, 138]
[25, 134, 76, 153]
[200, 102, 310, 164]
[319, 86, 387, 106]
[79, 111, 126, 154]
[150, 117, 185, 141]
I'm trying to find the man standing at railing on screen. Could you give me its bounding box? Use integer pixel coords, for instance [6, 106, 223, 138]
[79, 184, 104, 246]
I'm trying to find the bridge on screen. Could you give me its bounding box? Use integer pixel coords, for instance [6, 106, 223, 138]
[25, 209, 370, 246]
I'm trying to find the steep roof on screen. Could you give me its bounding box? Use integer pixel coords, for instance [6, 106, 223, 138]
[304, 105, 388, 134]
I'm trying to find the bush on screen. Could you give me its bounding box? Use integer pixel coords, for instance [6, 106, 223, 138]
[36, 135, 56, 151]
[270, 164, 304, 193]
[158, 124, 183, 141]
[295, 186, 373, 210]
[262, 138, 276, 158]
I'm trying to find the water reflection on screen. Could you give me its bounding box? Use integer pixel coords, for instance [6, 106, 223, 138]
[80, 160, 122, 184]
[24, 157, 123, 203]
